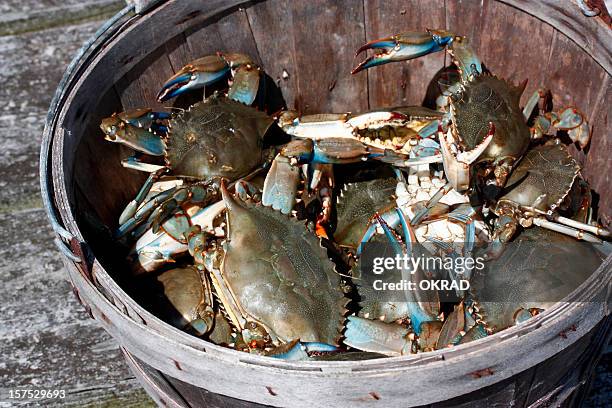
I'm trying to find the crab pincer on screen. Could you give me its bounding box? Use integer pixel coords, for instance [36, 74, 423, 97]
[352, 29, 531, 194]
[157, 53, 261, 105]
[352, 30, 454, 74]
[345, 211, 441, 355]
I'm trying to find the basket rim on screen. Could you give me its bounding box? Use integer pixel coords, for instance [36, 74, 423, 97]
[41, 0, 612, 377]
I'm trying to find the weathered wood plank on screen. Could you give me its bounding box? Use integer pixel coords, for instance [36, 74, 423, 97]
[0, 21, 103, 214]
[246, 0, 299, 110]
[477, 0, 555, 106]
[499, 0, 612, 75]
[446, 0, 490, 59]
[542, 31, 606, 120]
[289, 0, 368, 113]
[447, 1, 556, 107]
[116, 47, 177, 110]
[186, 8, 262, 65]
[583, 77, 611, 227]
[525, 321, 610, 406]
[164, 34, 193, 73]
[0, 0, 124, 36]
[542, 30, 607, 171]
[0, 210, 151, 407]
[363, 0, 446, 108]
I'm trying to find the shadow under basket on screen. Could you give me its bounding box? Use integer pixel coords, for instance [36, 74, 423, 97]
[41, 1, 612, 407]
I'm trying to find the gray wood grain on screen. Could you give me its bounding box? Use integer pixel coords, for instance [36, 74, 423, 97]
[0, 210, 153, 407]
[0, 0, 125, 36]
[288, 0, 369, 114]
[363, 0, 446, 108]
[26, 0, 612, 407]
[246, 0, 300, 110]
[0, 14, 152, 407]
[0, 22, 102, 215]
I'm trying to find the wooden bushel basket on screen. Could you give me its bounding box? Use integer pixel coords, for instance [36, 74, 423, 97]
[41, 1, 611, 407]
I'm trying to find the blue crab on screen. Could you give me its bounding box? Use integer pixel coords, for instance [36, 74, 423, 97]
[461, 227, 606, 341]
[487, 143, 610, 258]
[352, 29, 593, 195]
[342, 209, 445, 355]
[261, 107, 446, 228]
[100, 53, 276, 243]
[151, 266, 215, 336]
[134, 178, 348, 356]
[182, 181, 347, 354]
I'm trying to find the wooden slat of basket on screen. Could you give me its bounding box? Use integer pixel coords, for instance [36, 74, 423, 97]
[245, 0, 300, 110]
[289, 0, 369, 114]
[363, 0, 446, 108]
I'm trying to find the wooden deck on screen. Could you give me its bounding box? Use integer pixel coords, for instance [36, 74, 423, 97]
[0, 1, 607, 407]
[0, 1, 154, 406]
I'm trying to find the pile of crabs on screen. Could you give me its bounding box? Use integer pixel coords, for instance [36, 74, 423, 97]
[100, 30, 609, 360]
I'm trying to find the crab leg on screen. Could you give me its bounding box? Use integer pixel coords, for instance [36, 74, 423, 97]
[352, 29, 481, 82]
[375, 213, 440, 333]
[436, 302, 466, 349]
[458, 323, 489, 344]
[116, 183, 214, 239]
[116, 187, 179, 238]
[121, 155, 166, 173]
[426, 237, 472, 295]
[352, 30, 454, 74]
[411, 181, 453, 226]
[266, 341, 339, 361]
[147, 184, 215, 234]
[157, 54, 230, 101]
[262, 154, 301, 214]
[277, 112, 353, 139]
[439, 123, 495, 192]
[129, 200, 226, 274]
[531, 104, 591, 148]
[344, 316, 415, 356]
[118, 169, 165, 225]
[234, 179, 261, 202]
[549, 214, 610, 237]
[523, 89, 541, 120]
[157, 53, 261, 105]
[447, 204, 477, 253]
[532, 218, 603, 243]
[113, 108, 170, 132]
[356, 210, 402, 256]
[280, 108, 443, 154]
[100, 116, 166, 156]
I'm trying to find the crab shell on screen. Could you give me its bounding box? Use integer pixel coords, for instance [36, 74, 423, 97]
[352, 234, 440, 325]
[447, 74, 531, 190]
[155, 266, 214, 334]
[166, 95, 274, 180]
[334, 177, 397, 249]
[220, 189, 347, 346]
[494, 143, 580, 220]
[469, 227, 604, 333]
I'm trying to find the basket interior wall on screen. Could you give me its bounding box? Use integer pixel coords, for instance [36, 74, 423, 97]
[70, 0, 611, 273]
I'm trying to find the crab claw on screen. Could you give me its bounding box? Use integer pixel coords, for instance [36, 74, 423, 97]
[352, 30, 453, 74]
[344, 316, 415, 356]
[440, 123, 494, 192]
[157, 54, 230, 101]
